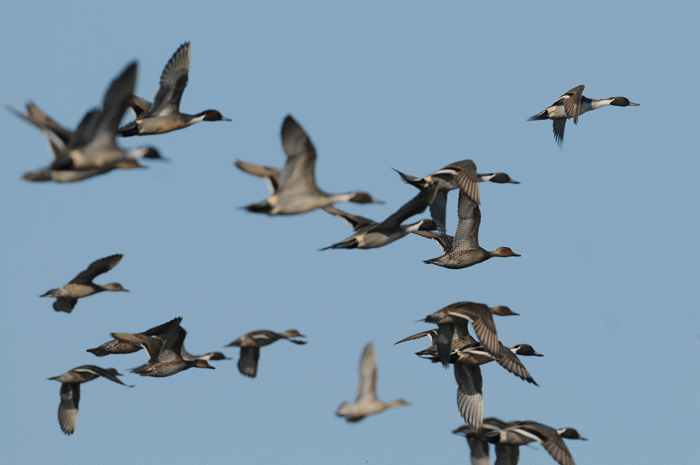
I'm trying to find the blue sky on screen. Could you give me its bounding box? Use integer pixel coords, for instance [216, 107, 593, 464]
[2, 1, 699, 463]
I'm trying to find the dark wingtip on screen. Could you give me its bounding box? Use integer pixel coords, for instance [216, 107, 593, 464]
[117, 123, 139, 137]
[527, 112, 548, 121]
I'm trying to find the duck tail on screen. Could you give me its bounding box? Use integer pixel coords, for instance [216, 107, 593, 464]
[393, 168, 428, 190]
[86, 348, 107, 357]
[244, 201, 273, 214]
[527, 110, 548, 121]
[117, 121, 139, 137]
[131, 365, 148, 375]
[320, 238, 358, 250]
[40, 288, 58, 297]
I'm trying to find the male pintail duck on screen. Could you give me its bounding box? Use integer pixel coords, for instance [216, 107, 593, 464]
[456, 342, 540, 382]
[237, 115, 381, 215]
[529, 84, 639, 147]
[395, 159, 518, 232]
[320, 184, 438, 250]
[117, 42, 230, 136]
[399, 328, 540, 383]
[466, 420, 587, 465]
[41, 254, 128, 313]
[416, 185, 520, 269]
[48, 365, 132, 435]
[117, 317, 215, 377]
[420, 338, 542, 385]
[336, 343, 408, 422]
[422, 301, 519, 367]
[88, 317, 229, 361]
[44, 63, 162, 171]
[9, 101, 159, 182]
[236, 156, 384, 216]
[225, 329, 306, 378]
[423, 339, 540, 430]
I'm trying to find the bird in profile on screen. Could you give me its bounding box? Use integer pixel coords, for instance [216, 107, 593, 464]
[48, 365, 132, 435]
[399, 326, 540, 430]
[118, 42, 230, 136]
[404, 327, 542, 386]
[416, 184, 520, 269]
[422, 301, 519, 367]
[436, 341, 542, 383]
[439, 340, 541, 430]
[118, 317, 215, 377]
[88, 317, 228, 361]
[225, 329, 306, 378]
[44, 62, 162, 171]
[87, 317, 173, 357]
[394, 159, 518, 232]
[458, 419, 587, 465]
[336, 343, 408, 422]
[41, 254, 128, 313]
[8, 102, 154, 182]
[320, 183, 438, 250]
[528, 84, 639, 147]
[237, 115, 381, 215]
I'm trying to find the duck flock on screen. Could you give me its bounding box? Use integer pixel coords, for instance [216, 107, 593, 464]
[12, 41, 640, 465]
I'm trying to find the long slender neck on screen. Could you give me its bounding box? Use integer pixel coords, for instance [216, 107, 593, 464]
[326, 193, 356, 203]
[584, 97, 614, 114]
[187, 113, 208, 124]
